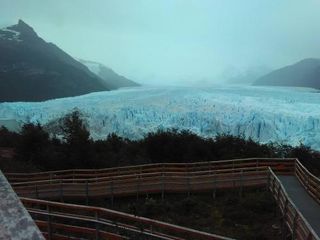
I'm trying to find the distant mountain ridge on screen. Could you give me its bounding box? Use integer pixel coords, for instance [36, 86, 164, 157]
[0, 20, 137, 102]
[254, 58, 320, 89]
[79, 60, 139, 89]
[0, 20, 108, 102]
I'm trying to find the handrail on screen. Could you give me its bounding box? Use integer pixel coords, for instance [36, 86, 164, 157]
[6, 158, 296, 183]
[21, 197, 235, 240]
[8, 158, 295, 201]
[268, 167, 319, 240]
[11, 166, 270, 186]
[6, 157, 294, 174]
[294, 159, 320, 205]
[35, 220, 128, 240]
[12, 166, 271, 200]
[5, 157, 320, 240]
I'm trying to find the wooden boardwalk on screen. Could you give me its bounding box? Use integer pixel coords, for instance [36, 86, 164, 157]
[4, 158, 320, 240]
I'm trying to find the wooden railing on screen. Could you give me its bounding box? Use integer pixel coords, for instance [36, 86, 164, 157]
[6, 158, 295, 183]
[21, 197, 234, 240]
[268, 168, 319, 240]
[295, 160, 320, 205]
[8, 158, 294, 202]
[5, 158, 320, 240]
[12, 166, 272, 201]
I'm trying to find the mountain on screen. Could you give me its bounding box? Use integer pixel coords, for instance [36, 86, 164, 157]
[79, 60, 139, 89]
[0, 20, 108, 102]
[1, 86, 319, 150]
[254, 58, 320, 88]
[224, 66, 272, 84]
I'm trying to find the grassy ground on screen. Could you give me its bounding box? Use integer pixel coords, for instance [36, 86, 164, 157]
[84, 188, 282, 240]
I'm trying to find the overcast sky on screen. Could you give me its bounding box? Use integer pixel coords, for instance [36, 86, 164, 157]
[1, 0, 320, 85]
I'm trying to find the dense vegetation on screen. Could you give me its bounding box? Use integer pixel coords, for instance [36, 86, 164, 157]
[84, 190, 281, 240]
[0, 110, 319, 175]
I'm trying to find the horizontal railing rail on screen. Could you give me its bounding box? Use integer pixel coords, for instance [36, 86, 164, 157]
[294, 159, 320, 205]
[12, 167, 271, 200]
[6, 158, 296, 183]
[21, 197, 234, 240]
[11, 166, 270, 186]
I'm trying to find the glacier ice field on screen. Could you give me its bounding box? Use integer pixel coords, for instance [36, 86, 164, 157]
[0, 85, 320, 150]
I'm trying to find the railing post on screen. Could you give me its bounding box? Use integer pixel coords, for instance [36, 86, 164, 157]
[266, 168, 271, 192]
[60, 180, 64, 202]
[212, 173, 216, 199]
[233, 169, 236, 189]
[187, 175, 191, 197]
[35, 185, 39, 199]
[47, 204, 52, 240]
[281, 199, 288, 240]
[272, 176, 276, 194]
[282, 224, 288, 240]
[49, 173, 53, 183]
[110, 179, 114, 207]
[95, 211, 99, 240]
[161, 172, 165, 200]
[277, 183, 281, 202]
[136, 174, 140, 200]
[85, 180, 89, 205]
[292, 211, 298, 240]
[188, 163, 190, 195]
[306, 175, 310, 192]
[239, 170, 243, 199]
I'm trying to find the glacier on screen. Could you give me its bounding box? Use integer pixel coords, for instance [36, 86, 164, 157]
[0, 85, 320, 150]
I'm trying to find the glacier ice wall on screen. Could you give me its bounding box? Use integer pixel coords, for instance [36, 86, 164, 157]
[0, 85, 320, 150]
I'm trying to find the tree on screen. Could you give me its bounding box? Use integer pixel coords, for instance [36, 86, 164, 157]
[61, 111, 90, 145]
[60, 111, 92, 167]
[0, 126, 20, 147]
[17, 123, 49, 165]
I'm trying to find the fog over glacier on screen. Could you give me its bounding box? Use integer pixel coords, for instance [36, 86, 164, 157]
[2, 0, 320, 85]
[1, 86, 320, 150]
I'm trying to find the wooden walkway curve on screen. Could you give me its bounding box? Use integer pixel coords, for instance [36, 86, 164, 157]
[5, 158, 320, 240]
[278, 175, 320, 237]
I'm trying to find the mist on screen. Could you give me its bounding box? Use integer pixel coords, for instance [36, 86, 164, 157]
[1, 0, 320, 85]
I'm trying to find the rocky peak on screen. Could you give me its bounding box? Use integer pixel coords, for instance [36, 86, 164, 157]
[7, 19, 38, 39]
